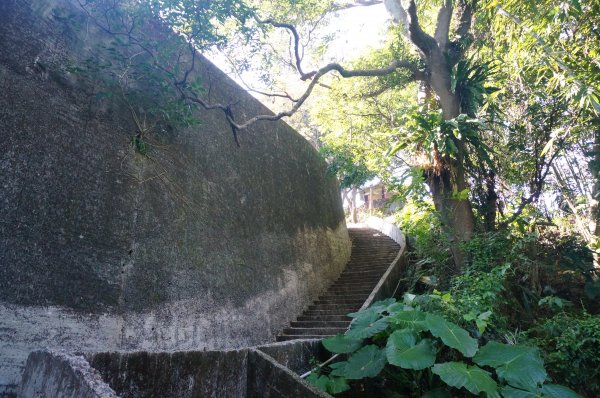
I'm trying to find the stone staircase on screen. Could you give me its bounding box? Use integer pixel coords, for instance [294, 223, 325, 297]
[276, 227, 401, 341]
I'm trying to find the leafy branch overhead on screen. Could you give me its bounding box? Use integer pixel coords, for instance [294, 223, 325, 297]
[74, 0, 600, 273]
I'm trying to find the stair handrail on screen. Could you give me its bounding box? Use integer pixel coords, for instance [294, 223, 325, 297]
[300, 217, 407, 380]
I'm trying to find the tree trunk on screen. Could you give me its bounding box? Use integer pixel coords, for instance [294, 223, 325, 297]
[350, 187, 358, 224]
[590, 122, 600, 271]
[482, 171, 498, 232]
[425, 152, 475, 269]
[425, 54, 476, 269]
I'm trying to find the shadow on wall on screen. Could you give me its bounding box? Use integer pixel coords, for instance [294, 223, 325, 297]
[0, 0, 351, 394]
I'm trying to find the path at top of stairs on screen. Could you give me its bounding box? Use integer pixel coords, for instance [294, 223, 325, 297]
[276, 227, 401, 341]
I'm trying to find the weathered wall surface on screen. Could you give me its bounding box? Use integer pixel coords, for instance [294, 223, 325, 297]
[18, 351, 118, 398]
[17, 345, 330, 398]
[88, 351, 248, 398]
[0, 0, 351, 394]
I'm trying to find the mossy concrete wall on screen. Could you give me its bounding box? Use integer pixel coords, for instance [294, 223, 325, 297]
[0, 0, 350, 394]
[17, 343, 330, 398]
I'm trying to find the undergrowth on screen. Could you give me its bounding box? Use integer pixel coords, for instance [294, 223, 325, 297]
[309, 203, 598, 397]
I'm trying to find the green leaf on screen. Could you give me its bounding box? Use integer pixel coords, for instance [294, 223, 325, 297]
[540, 385, 582, 398]
[386, 329, 436, 370]
[322, 334, 363, 354]
[474, 342, 547, 389]
[389, 310, 428, 332]
[342, 345, 387, 379]
[425, 314, 478, 357]
[329, 361, 348, 377]
[306, 373, 329, 391]
[347, 310, 390, 339]
[501, 386, 542, 398]
[369, 298, 397, 313]
[327, 376, 350, 394]
[432, 362, 500, 398]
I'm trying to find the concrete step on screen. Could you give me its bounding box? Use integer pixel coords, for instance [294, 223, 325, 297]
[308, 302, 362, 310]
[296, 315, 352, 322]
[318, 293, 369, 300]
[276, 335, 330, 342]
[302, 310, 357, 317]
[313, 298, 365, 305]
[275, 227, 401, 342]
[290, 321, 350, 328]
[283, 327, 347, 335]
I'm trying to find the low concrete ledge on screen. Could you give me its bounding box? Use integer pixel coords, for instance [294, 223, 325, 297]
[17, 342, 330, 398]
[256, 339, 328, 375]
[365, 216, 406, 250]
[17, 351, 117, 398]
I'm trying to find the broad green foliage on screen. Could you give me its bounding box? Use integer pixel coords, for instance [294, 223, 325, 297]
[432, 362, 499, 397]
[306, 373, 350, 395]
[385, 330, 435, 370]
[319, 144, 374, 190]
[530, 313, 600, 395]
[331, 345, 387, 379]
[346, 309, 389, 339]
[321, 333, 363, 354]
[389, 308, 428, 332]
[312, 299, 581, 397]
[394, 200, 450, 267]
[425, 313, 478, 357]
[474, 342, 546, 389]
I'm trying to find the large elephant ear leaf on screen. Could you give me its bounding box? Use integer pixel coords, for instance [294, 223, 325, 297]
[389, 309, 428, 332]
[425, 313, 478, 357]
[386, 329, 436, 370]
[540, 384, 582, 398]
[432, 362, 500, 398]
[326, 376, 350, 395]
[306, 373, 329, 392]
[474, 342, 547, 389]
[500, 386, 542, 398]
[322, 333, 363, 354]
[368, 298, 397, 313]
[342, 344, 387, 379]
[347, 310, 389, 339]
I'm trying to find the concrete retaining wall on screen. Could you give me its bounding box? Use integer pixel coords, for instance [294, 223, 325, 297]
[0, 0, 350, 394]
[17, 343, 330, 398]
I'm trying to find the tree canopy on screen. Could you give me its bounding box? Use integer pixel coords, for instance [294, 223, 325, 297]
[75, 0, 600, 271]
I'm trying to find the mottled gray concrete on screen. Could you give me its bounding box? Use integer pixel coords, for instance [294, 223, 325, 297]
[0, 0, 350, 394]
[257, 339, 329, 375]
[18, 347, 330, 398]
[18, 351, 117, 398]
[87, 350, 248, 398]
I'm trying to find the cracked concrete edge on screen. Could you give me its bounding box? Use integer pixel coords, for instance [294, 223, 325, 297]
[17, 350, 118, 398]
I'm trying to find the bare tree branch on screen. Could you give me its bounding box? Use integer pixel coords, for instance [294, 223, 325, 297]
[384, 0, 409, 31]
[190, 58, 423, 130]
[499, 138, 564, 228]
[434, 0, 453, 50]
[256, 18, 314, 79]
[455, 0, 476, 40]
[446, 0, 476, 66]
[406, 0, 437, 56]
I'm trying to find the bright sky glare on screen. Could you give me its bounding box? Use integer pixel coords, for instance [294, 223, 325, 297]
[210, 3, 390, 106]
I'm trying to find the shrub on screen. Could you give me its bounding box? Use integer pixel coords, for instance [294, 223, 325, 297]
[308, 298, 581, 397]
[529, 313, 600, 396]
